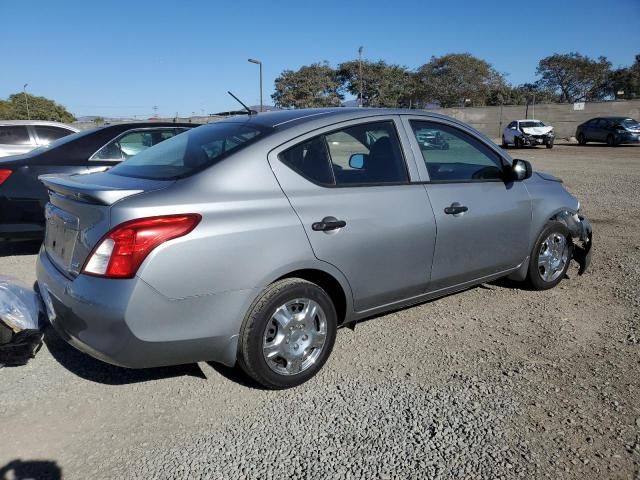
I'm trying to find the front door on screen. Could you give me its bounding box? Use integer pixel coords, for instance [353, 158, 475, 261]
[269, 118, 437, 312]
[404, 118, 532, 290]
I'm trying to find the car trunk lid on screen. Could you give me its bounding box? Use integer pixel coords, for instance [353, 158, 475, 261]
[39, 172, 172, 276]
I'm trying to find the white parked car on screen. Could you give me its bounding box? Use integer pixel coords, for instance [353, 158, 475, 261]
[0, 120, 78, 158]
[502, 119, 555, 149]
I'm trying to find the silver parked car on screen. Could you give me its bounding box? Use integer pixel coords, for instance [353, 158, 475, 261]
[0, 120, 78, 158]
[35, 108, 592, 389]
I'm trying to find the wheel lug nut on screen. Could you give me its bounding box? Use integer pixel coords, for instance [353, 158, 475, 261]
[293, 343, 299, 350]
[302, 334, 308, 340]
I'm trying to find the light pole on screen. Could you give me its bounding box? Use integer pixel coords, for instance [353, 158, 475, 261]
[248, 58, 263, 112]
[23, 83, 30, 120]
[358, 46, 363, 107]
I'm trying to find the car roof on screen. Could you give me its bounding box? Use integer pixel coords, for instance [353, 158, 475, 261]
[95, 122, 198, 130]
[215, 107, 466, 131]
[0, 120, 79, 130]
[514, 119, 544, 123]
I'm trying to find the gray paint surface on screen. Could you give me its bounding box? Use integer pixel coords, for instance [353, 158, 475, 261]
[35, 108, 587, 369]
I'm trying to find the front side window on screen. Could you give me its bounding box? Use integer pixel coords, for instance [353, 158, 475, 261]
[91, 128, 183, 161]
[34, 126, 73, 144]
[110, 123, 269, 180]
[0, 126, 31, 145]
[410, 121, 505, 182]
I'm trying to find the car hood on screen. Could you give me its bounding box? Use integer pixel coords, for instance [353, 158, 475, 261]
[526, 170, 563, 184]
[521, 126, 553, 135]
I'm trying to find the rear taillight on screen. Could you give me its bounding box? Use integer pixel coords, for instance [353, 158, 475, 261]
[0, 169, 12, 185]
[82, 214, 201, 278]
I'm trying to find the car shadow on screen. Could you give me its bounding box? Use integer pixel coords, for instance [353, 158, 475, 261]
[0, 240, 41, 258]
[43, 326, 204, 385]
[0, 459, 62, 480]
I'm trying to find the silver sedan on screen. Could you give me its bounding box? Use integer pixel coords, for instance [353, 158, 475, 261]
[34, 108, 592, 389]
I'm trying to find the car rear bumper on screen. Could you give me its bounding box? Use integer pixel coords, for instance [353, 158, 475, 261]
[36, 248, 254, 368]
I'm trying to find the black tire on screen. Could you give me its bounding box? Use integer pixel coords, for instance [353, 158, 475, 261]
[546, 138, 554, 149]
[501, 136, 508, 148]
[526, 221, 573, 290]
[237, 278, 337, 389]
[606, 134, 617, 146]
[514, 136, 521, 148]
[577, 133, 587, 145]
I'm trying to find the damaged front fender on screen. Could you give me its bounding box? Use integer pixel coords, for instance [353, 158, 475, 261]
[551, 211, 593, 275]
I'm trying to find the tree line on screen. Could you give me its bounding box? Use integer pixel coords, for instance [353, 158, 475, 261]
[0, 93, 76, 122]
[272, 52, 640, 109]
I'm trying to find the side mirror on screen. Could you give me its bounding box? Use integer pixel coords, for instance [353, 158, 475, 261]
[349, 153, 365, 169]
[512, 158, 533, 181]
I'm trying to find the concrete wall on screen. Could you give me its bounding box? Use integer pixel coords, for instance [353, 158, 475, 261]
[429, 100, 640, 140]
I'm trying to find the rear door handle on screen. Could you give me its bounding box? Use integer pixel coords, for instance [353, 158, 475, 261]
[312, 219, 347, 231]
[444, 203, 468, 215]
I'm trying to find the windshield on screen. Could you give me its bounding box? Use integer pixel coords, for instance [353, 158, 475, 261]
[623, 118, 640, 129]
[28, 127, 98, 154]
[110, 122, 271, 180]
[520, 121, 545, 128]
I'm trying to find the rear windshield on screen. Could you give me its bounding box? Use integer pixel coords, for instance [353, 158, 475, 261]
[109, 122, 271, 180]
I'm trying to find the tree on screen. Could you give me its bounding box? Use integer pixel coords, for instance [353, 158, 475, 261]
[415, 53, 506, 107]
[487, 82, 558, 106]
[0, 92, 76, 122]
[536, 53, 612, 103]
[337, 60, 414, 107]
[610, 54, 640, 99]
[272, 62, 343, 108]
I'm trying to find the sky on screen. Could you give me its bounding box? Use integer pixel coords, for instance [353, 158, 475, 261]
[2, 0, 639, 118]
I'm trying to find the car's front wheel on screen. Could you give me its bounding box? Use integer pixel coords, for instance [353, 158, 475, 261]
[527, 221, 573, 290]
[546, 138, 554, 149]
[514, 136, 521, 148]
[238, 278, 337, 389]
[502, 136, 508, 148]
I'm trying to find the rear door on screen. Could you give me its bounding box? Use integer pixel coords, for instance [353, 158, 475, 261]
[269, 117, 436, 312]
[402, 117, 531, 290]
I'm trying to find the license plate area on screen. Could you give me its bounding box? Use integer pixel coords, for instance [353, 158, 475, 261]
[44, 204, 79, 272]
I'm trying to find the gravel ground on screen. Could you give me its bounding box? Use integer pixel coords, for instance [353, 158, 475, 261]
[1, 143, 639, 480]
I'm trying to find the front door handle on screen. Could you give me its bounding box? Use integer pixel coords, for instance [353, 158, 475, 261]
[312, 219, 347, 231]
[444, 203, 468, 215]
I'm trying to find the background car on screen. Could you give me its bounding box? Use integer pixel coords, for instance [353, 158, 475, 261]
[33, 108, 591, 389]
[0, 122, 197, 240]
[0, 120, 78, 158]
[576, 117, 640, 146]
[502, 119, 555, 149]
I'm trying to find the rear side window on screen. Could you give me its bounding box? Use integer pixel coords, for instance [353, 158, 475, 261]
[0, 126, 31, 145]
[34, 126, 73, 144]
[279, 120, 408, 186]
[279, 136, 333, 185]
[410, 121, 505, 182]
[110, 123, 269, 180]
[92, 128, 185, 162]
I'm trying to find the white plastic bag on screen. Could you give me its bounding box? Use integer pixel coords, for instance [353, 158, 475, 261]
[0, 275, 42, 333]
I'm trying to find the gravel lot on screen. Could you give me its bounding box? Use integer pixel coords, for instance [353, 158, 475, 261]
[1, 143, 639, 480]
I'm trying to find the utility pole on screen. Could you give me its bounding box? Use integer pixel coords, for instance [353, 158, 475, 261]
[248, 58, 263, 112]
[153, 105, 158, 118]
[358, 46, 364, 107]
[23, 83, 30, 120]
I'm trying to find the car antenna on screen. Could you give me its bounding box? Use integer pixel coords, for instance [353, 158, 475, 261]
[227, 91, 255, 116]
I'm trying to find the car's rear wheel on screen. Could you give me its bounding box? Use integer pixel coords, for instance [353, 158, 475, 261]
[577, 133, 587, 145]
[527, 221, 573, 290]
[606, 134, 617, 146]
[237, 278, 337, 389]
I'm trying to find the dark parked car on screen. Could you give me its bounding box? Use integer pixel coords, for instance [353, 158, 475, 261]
[576, 117, 640, 146]
[0, 122, 197, 240]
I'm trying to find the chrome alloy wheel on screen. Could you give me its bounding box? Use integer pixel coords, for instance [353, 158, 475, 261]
[262, 298, 327, 376]
[538, 232, 569, 282]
